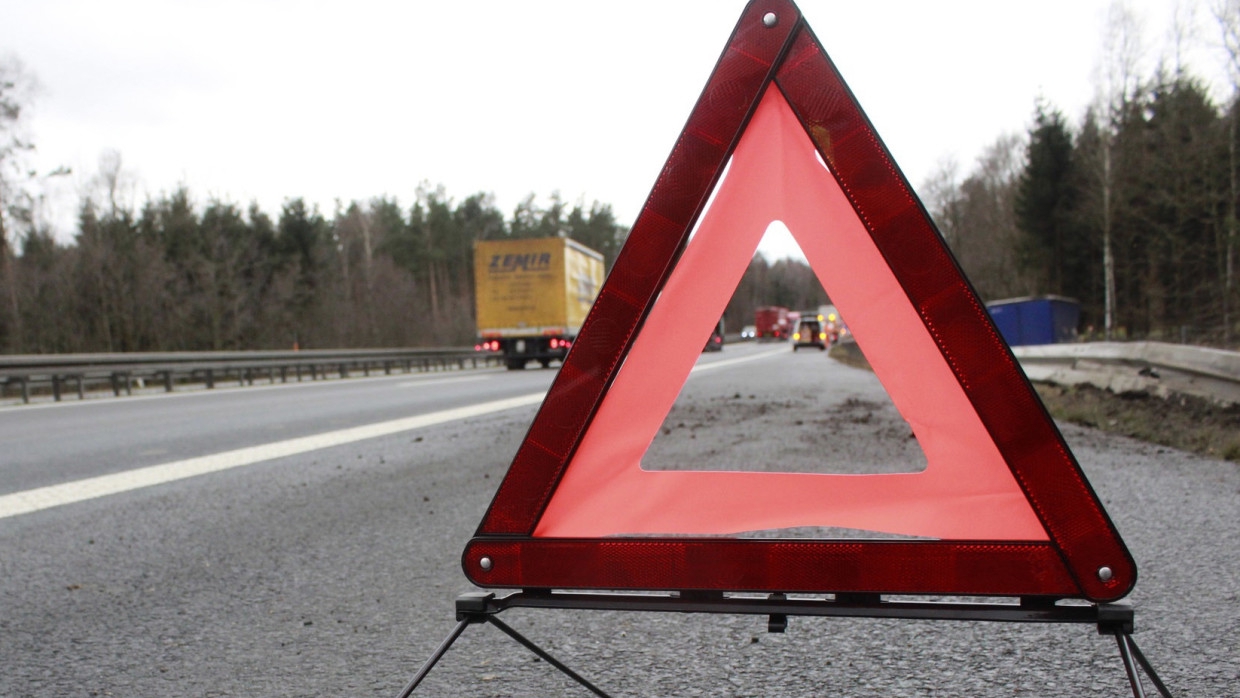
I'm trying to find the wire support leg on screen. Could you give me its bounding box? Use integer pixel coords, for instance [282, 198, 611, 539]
[485, 616, 613, 698]
[394, 618, 473, 698]
[1115, 633, 1173, 698]
[1116, 633, 1147, 698]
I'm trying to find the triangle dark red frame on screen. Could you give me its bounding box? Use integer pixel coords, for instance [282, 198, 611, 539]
[463, 0, 1136, 602]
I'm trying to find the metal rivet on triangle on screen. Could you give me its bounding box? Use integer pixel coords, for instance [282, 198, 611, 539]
[1097, 566, 1113, 582]
[480, 557, 493, 571]
[762, 12, 778, 27]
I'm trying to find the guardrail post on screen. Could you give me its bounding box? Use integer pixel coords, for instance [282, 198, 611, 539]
[75, 375, 84, 400]
[280, 366, 288, 383]
[20, 377, 29, 404]
[339, 363, 348, 379]
[52, 375, 62, 402]
[163, 370, 174, 393]
[108, 372, 132, 396]
[206, 369, 215, 389]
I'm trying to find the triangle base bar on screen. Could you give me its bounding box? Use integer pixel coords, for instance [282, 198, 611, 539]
[394, 592, 1172, 698]
[464, 537, 1085, 598]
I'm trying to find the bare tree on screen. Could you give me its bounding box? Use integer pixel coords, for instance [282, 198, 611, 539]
[0, 56, 38, 351]
[94, 149, 134, 219]
[1094, 0, 1148, 339]
[936, 134, 1032, 300]
[922, 157, 963, 248]
[1215, 0, 1240, 342]
[1169, 0, 1202, 77]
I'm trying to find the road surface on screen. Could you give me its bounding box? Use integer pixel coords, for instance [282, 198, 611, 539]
[1, 343, 1235, 696]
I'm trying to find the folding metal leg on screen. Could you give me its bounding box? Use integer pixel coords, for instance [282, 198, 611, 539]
[1115, 633, 1173, 698]
[397, 591, 1172, 698]
[394, 593, 612, 698]
[393, 617, 472, 698]
[484, 615, 612, 698]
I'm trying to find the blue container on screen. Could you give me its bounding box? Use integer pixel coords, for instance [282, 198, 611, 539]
[985, 296, 1080, 346]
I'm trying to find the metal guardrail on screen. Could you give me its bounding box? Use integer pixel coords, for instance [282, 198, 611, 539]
[829, 338, 1240, 406]
[7, 341, 1238, 407]
[0, 348, 504, 404]
[1011, 341, 1240, 406]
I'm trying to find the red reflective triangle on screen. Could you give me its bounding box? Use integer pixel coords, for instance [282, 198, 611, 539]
[464, 0, 1135, 602]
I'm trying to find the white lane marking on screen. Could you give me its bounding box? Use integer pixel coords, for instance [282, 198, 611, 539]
[689, 347, 786, 375]
[0, 391, 546, 520]
[396, 375, 489, 389]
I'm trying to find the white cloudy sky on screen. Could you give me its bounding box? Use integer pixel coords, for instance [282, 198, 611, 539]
[0, 0, 1229, 248]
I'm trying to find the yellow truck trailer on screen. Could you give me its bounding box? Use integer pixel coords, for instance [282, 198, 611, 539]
[473, 237, 605, 370]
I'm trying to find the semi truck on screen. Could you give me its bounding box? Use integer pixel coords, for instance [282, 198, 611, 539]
[473, 237, 605, 370]
[753, 306, 791, 340]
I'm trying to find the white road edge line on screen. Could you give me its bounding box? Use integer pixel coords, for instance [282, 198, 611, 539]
[0, 391, 546, 520]
[0, 346, 785, 521]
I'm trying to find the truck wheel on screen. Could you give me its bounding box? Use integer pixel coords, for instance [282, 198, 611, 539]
[505, 358, 526, 370]
[539, 359, 551, 369]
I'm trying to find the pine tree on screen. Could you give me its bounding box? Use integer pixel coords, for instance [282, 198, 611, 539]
[1015, 101, 1082, 298]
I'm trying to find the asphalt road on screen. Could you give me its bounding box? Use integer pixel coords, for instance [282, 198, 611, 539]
[1, 343, 1236, 696]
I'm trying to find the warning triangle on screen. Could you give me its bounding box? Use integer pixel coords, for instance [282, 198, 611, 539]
[464, 0, 1135, 602]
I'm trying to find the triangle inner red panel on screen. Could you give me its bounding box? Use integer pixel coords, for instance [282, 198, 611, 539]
[533, 86, 1045, 542]
[464, 0, 1136, 602]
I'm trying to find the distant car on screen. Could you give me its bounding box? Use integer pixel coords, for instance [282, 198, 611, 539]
[740, 325, 756, 340]
[703, 319, 725, 352]
[792, 318, 827, 351]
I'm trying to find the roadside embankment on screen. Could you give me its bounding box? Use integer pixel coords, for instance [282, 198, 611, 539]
[828, 338, 1240, 463]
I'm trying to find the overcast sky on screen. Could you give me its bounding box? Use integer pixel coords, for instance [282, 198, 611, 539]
[1, 0, 1229, 253]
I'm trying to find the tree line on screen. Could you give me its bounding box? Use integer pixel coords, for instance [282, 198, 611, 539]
[927, 3, 1240, 347]
[0, 179, 829, 354]
[1, 180, 633, 353]
[8, 0, 1240, 352]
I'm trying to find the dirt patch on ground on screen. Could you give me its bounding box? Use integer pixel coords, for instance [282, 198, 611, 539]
[1034, 382, 1240, 463]
[832, 337, 1240, 464]
[645, 390, 925, 475]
